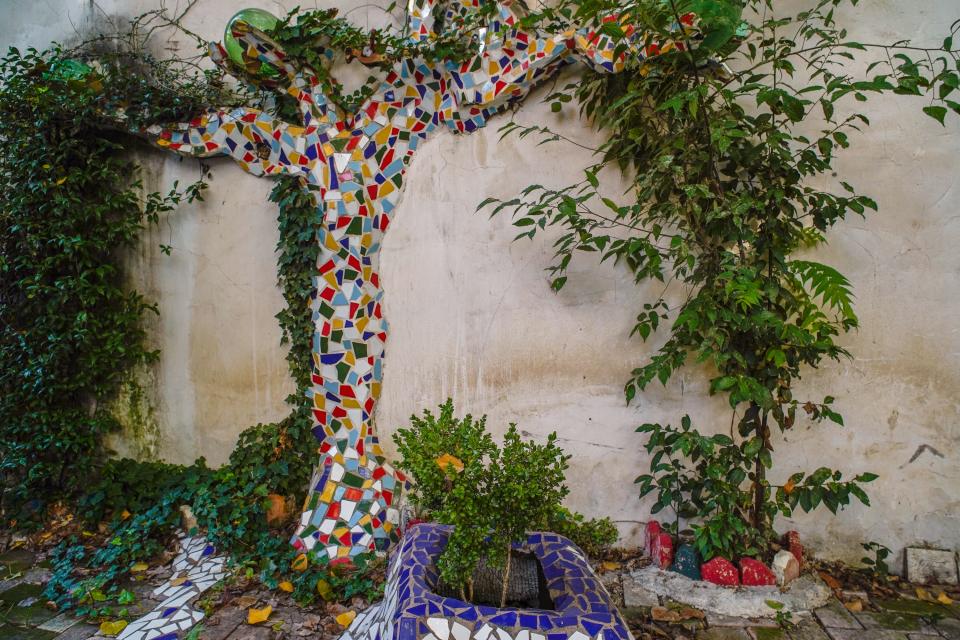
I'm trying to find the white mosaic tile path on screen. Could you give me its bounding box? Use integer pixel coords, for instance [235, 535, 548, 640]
[115, 533, 228, 640]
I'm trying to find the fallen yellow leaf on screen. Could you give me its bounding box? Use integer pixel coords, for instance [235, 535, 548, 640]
[291, 553, 308, 572]
[248, 605, 272, 625]
[55, 177, 67, 185]
[99, 620, 128, 636]
[601, 561, 621, 572]
[435, 453, 464, 474]
[316, 578, 334, 600]
[843, 600, 863, 612]
[916, 587, 934, 602]
[169, 576, 187, 587]
[336, 611, 357, 627]
[130, 562, 148, 573]
[278, 581, 294, 593]
[937, 591, 953, 605]
[120, 510, 131, 520]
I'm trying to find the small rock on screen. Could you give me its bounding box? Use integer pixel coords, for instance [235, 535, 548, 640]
[652, 532, 674, 569]
[740, 558, 776, 587]
[644, 521, 661, 558]
[772, 550, 800, 587]
[905, 547, 959, 585]
[701, 557, 739, 586]
[783, 531, 804, 567]
[622, 572, 660, 608]
[669, 544, 701, 581]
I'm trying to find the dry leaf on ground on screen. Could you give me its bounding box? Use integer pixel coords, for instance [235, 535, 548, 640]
[336, 611, 357, 627]
[819, 571, 841, 590]
[292, 553, 309, 572]
[248, 605, 273, 625]
[99, 620, 129, 636]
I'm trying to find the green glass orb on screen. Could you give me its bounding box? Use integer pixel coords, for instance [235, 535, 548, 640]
[683, 0, 745, 53]
[223, 8, 279, 73]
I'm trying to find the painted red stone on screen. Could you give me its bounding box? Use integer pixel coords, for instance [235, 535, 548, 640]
[644, 520, 662, 558]
[740, 557, 777, 586]
[784, 530, 804, 567]
[701, 557, 740, 586]
[651, 532, 674, 569]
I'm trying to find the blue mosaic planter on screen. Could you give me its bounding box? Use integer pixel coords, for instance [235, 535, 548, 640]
[342, 524, 630, 640]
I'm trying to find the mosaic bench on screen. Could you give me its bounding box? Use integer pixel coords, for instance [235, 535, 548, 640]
[341, 523, 631, 640]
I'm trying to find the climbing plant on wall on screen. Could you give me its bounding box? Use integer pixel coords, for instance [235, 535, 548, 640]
[0, 39, 220, 521]
[486, 0, 960, 560]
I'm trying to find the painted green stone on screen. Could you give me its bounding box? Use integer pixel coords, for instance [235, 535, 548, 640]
[668, 543, 701, 581]
[223, 8, 279, 76]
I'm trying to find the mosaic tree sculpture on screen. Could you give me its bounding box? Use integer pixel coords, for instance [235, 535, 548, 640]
[147, 0, 697, 563]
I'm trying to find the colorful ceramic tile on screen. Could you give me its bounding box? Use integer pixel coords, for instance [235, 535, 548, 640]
[339, 524, 630, 640]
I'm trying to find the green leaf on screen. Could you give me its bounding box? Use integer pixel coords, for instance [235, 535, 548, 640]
[923, 105, 947, 125]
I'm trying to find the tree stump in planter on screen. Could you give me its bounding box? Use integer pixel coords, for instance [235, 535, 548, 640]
[339, 524, 629, 640]
[437, 552, 551, 608]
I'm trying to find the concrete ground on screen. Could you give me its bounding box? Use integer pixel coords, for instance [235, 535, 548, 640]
[1, 548, 959, 640]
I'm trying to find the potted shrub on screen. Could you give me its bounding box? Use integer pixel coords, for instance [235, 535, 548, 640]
[338, 401, 627, 640]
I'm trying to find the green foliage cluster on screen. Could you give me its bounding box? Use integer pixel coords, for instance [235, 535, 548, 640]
[485, 0, 960, 560]
[636, 416, 875, 561]
[42, 156, 388, 616]
[393, 400, 617, 598]
[44, 173, 377, 615]
[0, 42, 213, 522]
[860, 541, 891, 577]
[265, 5, 490, 115]
[4, 28, 378, 612]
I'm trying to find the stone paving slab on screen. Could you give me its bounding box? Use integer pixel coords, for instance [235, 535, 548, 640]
[0, 583, 58, 626]
[36, 612, 83, 633]
[696, 627, 752, 639]
[0, 623, 58, 639]
[225, 625, 275, 640]
[813, 601, 863, 630]
[200, 605, 249, 640]
[824, 629, 909, 640]
[855, 610, 937, 633]
[786, 620, 831, 640]
[933, 616, 960, 639]
[709, 613, 778, 627]
[51, 623, 100, 640]
[875, 598, 954, 618]
[0, 550, 37, 581]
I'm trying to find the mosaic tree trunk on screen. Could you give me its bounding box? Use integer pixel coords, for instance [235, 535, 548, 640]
[148, 0, 696, 562]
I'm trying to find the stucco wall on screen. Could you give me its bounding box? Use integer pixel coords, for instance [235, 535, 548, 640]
[2, 0, 958, 566]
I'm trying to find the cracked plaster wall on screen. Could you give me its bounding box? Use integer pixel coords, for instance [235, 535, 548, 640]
[1, 0, 957, 566]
